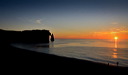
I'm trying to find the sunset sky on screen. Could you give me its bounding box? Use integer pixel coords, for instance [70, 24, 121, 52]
[0, 0, 128, 39]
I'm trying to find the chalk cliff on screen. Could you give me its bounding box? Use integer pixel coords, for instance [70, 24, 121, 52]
[0, 29, 52, 43]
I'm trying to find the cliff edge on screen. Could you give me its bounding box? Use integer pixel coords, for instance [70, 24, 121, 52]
[0, 29, 51, 43]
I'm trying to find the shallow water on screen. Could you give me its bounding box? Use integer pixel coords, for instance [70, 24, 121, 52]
[12, 39, 128, 67]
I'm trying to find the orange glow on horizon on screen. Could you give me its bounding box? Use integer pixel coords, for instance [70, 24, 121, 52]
[54, 31, 128, 39]
[55, 35, 128, 39]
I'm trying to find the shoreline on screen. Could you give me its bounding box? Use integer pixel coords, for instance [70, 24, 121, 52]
[2, 43, 128, 72]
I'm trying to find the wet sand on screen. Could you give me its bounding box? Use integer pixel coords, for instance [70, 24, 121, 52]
[2, 43, 128, 73]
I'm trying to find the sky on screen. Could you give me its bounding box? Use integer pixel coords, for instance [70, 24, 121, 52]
[0, 0, 128, 39]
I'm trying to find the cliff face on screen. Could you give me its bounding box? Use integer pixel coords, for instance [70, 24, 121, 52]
[0, 29, 51, 43]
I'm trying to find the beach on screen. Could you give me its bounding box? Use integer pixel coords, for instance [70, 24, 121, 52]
[2, 43, 128, 73]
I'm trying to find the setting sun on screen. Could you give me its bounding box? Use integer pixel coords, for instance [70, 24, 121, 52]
[114, 36, 118, 40]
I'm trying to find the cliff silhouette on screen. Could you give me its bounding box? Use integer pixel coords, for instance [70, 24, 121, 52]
[0, 29, 51, 43]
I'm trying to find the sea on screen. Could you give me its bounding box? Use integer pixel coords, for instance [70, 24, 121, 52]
[12, 39, 128, 67]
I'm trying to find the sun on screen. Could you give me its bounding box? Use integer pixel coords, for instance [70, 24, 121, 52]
[114, 36, 118, 40]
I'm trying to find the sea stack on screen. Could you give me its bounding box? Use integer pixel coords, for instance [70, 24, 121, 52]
[51, 33, 54, 42]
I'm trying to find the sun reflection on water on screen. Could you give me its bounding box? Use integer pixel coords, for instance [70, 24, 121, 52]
[114, 36, 118, 48]
[112, 37, 118, 58]
[112, 49, 118, 58]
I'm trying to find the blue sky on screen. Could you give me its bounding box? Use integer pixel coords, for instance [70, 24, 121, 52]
[0, 0, 128, 39]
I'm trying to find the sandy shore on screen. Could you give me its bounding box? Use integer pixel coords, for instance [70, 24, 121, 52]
[2, 43, 128, 73]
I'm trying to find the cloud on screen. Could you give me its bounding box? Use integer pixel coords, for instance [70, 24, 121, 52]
[36, 19, 42, 24]
[120, 31, 128, 33]
[111, 22, 118, 25]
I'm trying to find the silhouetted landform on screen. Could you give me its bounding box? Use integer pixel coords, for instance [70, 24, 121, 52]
[50, 33, 54, 42]
[0, 29, 52, 43]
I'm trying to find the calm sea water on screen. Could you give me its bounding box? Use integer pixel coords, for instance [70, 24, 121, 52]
[12, 39, 128, 67]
